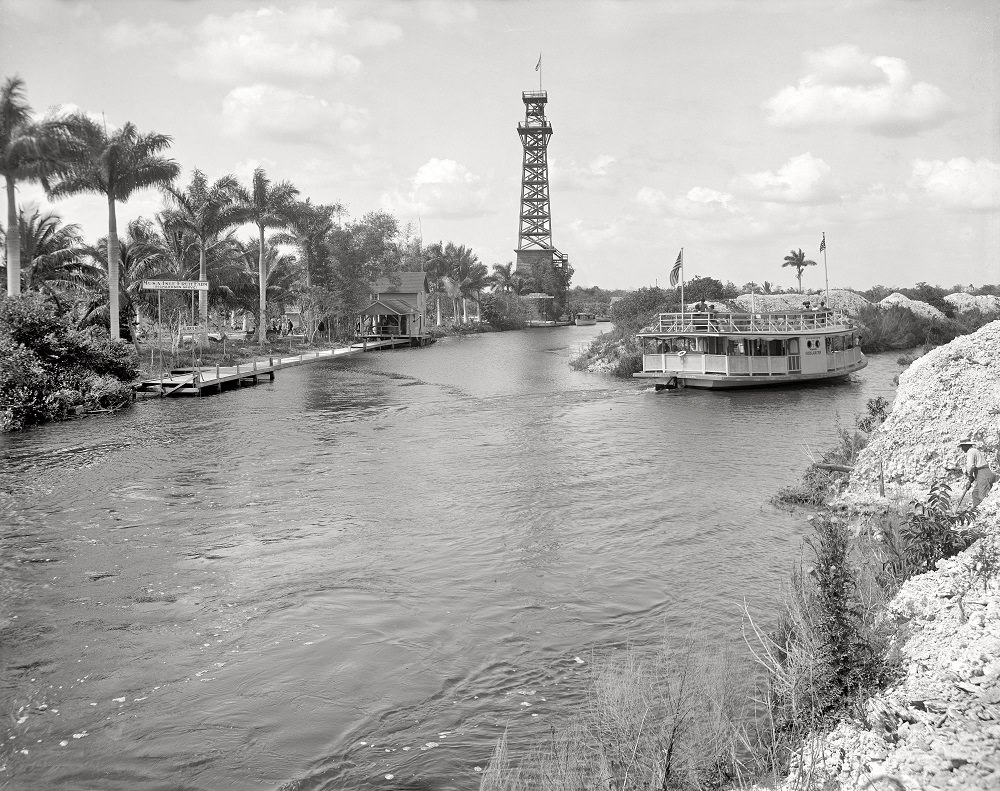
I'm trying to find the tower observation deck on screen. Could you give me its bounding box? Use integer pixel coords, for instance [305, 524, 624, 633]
[515, 90, 569, 288]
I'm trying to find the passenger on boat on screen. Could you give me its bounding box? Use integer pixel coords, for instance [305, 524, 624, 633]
[959, 435, 997, 507]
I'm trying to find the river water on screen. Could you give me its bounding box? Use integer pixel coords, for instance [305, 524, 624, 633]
[0, 325, 900, 791]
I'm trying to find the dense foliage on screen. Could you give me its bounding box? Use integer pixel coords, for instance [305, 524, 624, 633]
[0, 293, 138, 431]
[479, 292, 528, 330]
[855, 304, 978, 353]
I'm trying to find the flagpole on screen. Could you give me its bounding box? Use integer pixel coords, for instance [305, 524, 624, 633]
[680, 249, 685, 326]
[821, 232, 829, 304]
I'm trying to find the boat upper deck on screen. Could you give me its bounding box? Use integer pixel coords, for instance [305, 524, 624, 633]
[639, 310, 857, 337]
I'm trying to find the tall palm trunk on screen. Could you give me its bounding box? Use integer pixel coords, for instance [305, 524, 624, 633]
[257, 224, 267, 344]
[5, 176, 20, 296]
[302, 248, 311, 338]
[107, 194, 121, 340]
[198, 243, 209, 347]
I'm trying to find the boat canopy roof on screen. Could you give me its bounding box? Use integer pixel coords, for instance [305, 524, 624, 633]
[638, 310, 859, 338]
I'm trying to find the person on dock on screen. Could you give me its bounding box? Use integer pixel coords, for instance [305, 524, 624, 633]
[958, 434, 996, 507]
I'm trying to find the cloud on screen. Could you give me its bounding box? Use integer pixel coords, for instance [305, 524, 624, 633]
[554, 154, 619, 192]
[381, 158, 490, 219]
[764, 45, 954, 136]
[731, 153, 838, 204]
[181, 4, 400, 84]
[412, 0, 478, 25]
[669, 187, 738, 219]
[908, 157, 1000, 212]
[221, 85, 368, 142]
[104, 19, 183, 47]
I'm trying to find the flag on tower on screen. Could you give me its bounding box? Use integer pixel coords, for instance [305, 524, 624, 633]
[669, 249, 684, 286]
[819, 234, 826, 253]
[535, 54, 541, 72]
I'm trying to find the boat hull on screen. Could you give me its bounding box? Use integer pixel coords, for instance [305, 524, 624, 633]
[634, 358, 868, 389]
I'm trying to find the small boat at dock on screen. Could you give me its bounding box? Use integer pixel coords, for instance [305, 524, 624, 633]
[574, 312, 597, 326]
[633, 308, 867, 389]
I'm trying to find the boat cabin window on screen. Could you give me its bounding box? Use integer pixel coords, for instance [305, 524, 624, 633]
[704, 337, 726, 355]
[652, 337, 699, 353]
[788, 339, 799, 354]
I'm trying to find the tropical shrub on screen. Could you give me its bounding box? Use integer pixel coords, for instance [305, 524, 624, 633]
[0, 294, 138, 431]
[901, 480, 976, 572]
[480, 292, 528, 330]
[609, 286, 677, 334]
[855, 304, 975, 353]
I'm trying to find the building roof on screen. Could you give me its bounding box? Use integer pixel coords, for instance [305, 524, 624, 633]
[361, 298, 416, 316]
[372, 272, 428, 295]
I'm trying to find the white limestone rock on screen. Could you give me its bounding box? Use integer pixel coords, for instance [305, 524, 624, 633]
[878, 292, 947, 321]
[945, 293, 1000, 316]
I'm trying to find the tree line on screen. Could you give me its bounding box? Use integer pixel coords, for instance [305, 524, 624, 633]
[1, 76, 563, 348]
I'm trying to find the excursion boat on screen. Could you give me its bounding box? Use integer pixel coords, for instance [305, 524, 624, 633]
[633, 308, 867, 389]
[575, 312, 597, 326]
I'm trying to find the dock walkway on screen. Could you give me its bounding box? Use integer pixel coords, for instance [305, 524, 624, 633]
[137, 338, 414, 397]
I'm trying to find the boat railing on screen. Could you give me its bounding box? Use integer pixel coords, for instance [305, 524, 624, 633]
[646, 310, 852, 335]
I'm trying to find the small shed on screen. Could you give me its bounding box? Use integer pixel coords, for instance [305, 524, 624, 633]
[359, 272, 430, 342]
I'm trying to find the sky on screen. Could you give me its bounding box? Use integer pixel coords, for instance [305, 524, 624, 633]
[2, 0, 998, 292]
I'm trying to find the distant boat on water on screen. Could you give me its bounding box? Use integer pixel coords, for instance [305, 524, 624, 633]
[574, 312, 597, 326]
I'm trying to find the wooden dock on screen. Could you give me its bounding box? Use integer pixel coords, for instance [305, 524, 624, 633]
[136, 337, 421, 398]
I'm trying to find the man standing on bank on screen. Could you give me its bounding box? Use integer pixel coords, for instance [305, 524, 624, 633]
[959, 434, 997, 507]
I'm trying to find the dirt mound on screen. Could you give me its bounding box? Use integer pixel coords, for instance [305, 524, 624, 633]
[878, 292, 947, 320]
[734, 290, 872, 313]
[846, 320, 1000, 513]
[945, 293, 1000, 315]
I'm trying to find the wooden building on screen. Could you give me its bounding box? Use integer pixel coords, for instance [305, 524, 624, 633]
[359, 272, 431, 344]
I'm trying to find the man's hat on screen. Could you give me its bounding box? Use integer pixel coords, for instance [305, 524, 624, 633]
[958, 435, 975, 446]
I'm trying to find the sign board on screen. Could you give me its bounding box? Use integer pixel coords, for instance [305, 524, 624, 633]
[142, 280, 209, 291]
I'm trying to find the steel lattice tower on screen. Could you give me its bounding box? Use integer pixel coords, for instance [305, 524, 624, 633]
[515, 90, 568, 280]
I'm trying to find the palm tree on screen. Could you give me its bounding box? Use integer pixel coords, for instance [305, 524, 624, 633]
[232, 167, 298, 343]
[79, 218, 171, 349]
[1, 76, 76, 296]
[275, 199, 340, 290]
[490, 262, 519, 294]
[422, 242, 450, 325]
[446, 243, 483, 322]
[215, 238, 299, 334]
[458, 261, 490, 322]
[47, 114, 179, 339]
[782, 248, 817, 293]
[273, 199, 340, 339]
[9, 207, 85, 293]
[161, 169, 243, 346]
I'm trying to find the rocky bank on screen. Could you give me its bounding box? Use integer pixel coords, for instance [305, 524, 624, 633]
[773, 321, 1000, 791]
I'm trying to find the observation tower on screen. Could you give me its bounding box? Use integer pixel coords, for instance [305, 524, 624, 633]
[515, 90, 569, 288]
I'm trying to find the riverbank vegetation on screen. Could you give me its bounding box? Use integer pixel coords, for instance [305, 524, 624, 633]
[0, 293, 138, 431]
[480, 395, 991, 790]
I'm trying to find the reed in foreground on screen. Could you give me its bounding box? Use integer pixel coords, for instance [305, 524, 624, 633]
[479, 642, 751, 791]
